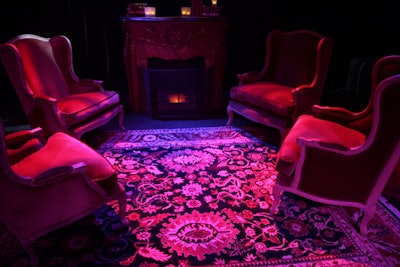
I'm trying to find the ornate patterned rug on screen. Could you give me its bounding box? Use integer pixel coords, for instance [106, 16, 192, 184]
[1, 126, 399, 266]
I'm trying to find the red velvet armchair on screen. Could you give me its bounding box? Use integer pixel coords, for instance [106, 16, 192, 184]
[271, 55, 400, 235]
[0, 118, 127, 266]
[227, 29, 334, 141]
[0, 34, 125, 139]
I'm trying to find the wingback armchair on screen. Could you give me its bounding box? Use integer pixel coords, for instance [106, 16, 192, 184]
[271, 55, 400, 235]
[0, 118, 127, 266]
[227, 29, 334, 141]
[0, 34, 125, 139]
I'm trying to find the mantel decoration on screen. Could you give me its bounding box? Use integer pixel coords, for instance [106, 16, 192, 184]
[192, 0, 221, 17]
[126, 1, 220, 17]
[126, 3, 147, 16]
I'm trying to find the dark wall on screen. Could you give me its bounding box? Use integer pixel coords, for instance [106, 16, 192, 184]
[1, 0, 399, 122]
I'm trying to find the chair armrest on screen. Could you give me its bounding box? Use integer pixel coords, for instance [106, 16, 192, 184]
[297, 137, 351, 151]
[312, 105, 360, 125]
[291, 85, 317, 117]
[291, 84, 312, 94]
[32, 94, 57, 102]
[71, 79, 104, 93]
[32, 162, 87, 185]
[293, 137, 365, 196]
[296, 137, 355, 153]
[6, 127, 45, 148]
[29, 97, 69, 134]
[237, 71, 264, 85]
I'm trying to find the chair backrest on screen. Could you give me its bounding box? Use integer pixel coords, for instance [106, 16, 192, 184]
[294, 73, 400, 204]
[351, 73, 400, 201]
[3, 34, 70, 100]
[349, 55, 400, 133]
[263, 29, 333, 88]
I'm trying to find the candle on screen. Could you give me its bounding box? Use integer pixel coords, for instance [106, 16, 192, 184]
[181, 7, 191, 16]
[212, 0, 217, 6]
[144, 7, 156, 17]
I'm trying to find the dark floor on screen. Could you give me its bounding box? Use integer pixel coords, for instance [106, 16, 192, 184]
[82, 108, 282, 148]
[1, 102, 282, 148]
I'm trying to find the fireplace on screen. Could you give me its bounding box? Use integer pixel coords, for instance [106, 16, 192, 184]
[120, 16, 228, 113]
[141, 57, 213, 118]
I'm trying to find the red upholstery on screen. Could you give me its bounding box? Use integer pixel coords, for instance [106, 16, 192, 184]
[313, 55, 400, 133]
[271, 55, 400, 235]
[0, 119, 127, 266]
[0, 34, 125, 139]
[276, 115, 366, 177]
[12, 132, 116, 184]
[227, 29, 334, 141]
[6, 128, 44, 164]
[313, 55, 400, 198]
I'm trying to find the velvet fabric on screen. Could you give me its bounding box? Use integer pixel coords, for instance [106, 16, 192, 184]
[0, 34, 125, 139]
[227, 29, 334, 141]
[230, 82, 295, 117]
[6, 128, 44, 164]
[312, 55, 400, 198]
[271, 55, 400, 235]
[276, 114, 366, 177]
[12, 132, 116, 184]
[0, 120, 127, 266]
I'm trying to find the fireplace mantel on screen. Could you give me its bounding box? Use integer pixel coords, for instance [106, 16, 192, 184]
[120, 16, 228, 112]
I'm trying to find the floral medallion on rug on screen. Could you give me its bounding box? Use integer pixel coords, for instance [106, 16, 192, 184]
[0, 126, 399, 267]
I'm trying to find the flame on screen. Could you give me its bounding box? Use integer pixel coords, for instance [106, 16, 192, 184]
[168, 94, 187, 104]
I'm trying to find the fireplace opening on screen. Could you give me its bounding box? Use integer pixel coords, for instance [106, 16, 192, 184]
[141, 57, 213, 119]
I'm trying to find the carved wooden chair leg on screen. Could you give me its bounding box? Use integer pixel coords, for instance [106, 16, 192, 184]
[117, 182, 129, 225]
[270, 185, 282, 215]
[23, 242, 39, 267]
[360, 207, 375, 236]
[118, 109, 125, 131]
[226, 105, 234, 125]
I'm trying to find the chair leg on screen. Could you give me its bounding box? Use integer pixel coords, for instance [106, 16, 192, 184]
[23, 242, 39, 267]
[359, 206, 375, 235]
[117, 182, 129, 225]
[118, 110, 125, 131]
[270, 185, 283, 214]
[226, 105, 234, 125]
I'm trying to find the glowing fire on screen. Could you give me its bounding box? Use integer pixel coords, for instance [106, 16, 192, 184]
[168, 93, 187, 104]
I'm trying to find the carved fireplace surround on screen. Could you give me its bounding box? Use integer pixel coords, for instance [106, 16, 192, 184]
[120, 16, 228, 114]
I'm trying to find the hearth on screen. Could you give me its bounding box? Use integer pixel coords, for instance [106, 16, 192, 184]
[120, 16, 228, 113]
[141, 57, 213, 118]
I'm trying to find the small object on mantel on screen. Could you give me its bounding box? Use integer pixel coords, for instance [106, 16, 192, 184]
[181, 7, 192, 16]
[202, 5, 221, 17]
[144, 6, 156, 17]
[127, 3, 147, 16]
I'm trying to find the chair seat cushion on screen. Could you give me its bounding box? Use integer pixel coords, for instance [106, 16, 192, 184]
[12, 132, 115, 185]
[276, 114, 366, 177]
[230, 82, 295, 116]
[57, 91, 121, 125]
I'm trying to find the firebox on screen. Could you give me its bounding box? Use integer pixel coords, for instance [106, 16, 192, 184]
[141, 57, 213, 118]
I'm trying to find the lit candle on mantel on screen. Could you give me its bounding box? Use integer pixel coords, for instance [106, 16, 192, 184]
[144, 7, 156, 17]
[181, 7, 191, 16]
[212, 0, 217, 6]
